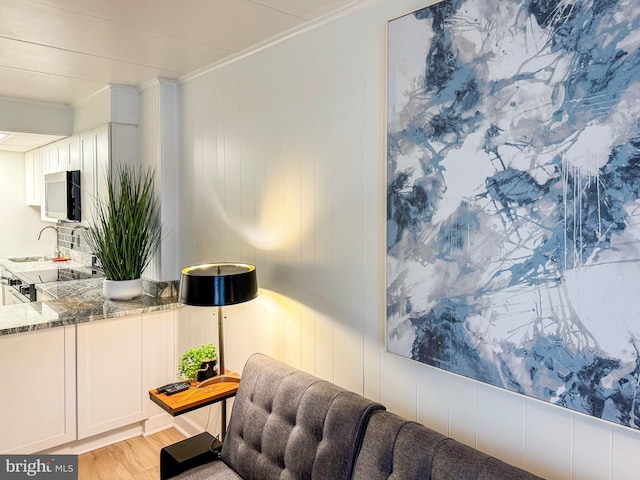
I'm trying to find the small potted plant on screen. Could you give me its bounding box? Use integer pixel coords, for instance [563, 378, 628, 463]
[178, 343, 218, 382]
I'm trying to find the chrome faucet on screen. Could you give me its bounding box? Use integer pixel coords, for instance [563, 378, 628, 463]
[37, 225, 61, 259]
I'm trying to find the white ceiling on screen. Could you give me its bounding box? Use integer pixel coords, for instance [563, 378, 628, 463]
[0, 0, 361, 151]
[0, 131, 66, 152]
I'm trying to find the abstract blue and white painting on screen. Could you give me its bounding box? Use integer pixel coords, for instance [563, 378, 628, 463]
[386, 0, 640, 429]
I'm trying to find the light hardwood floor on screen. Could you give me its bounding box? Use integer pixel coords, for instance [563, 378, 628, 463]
[78, 428, 185, 480]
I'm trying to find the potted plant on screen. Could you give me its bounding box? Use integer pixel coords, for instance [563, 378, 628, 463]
[85, 164, 162, 300]
[178, 344, 218, 382]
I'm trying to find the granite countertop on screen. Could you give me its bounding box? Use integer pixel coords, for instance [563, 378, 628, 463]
[0, 257, 180, 336]
[1, 256, 87, 274]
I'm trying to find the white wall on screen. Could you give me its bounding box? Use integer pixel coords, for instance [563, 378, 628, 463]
[175, 0, 640, 478]
[0, 151, 50, 257]
[0, 97, 71, 136]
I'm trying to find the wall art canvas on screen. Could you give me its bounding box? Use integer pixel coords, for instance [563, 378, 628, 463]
[386, 0, 640, 429]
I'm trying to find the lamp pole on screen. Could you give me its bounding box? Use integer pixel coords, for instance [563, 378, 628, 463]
[217, 305, 228, 438]
[217, 305, 225, 376]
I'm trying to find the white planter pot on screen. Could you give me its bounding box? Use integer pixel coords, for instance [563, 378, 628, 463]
[103, 278, 143, 300]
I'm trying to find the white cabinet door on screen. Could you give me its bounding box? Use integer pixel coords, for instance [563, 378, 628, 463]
[80, 125, 110, 225]
[57, 135, 80, 171]
[40, 145, 55, 175]
[80, 131, 96, 224]
[77, 122, 139, 227]
[68, 135, 80, 170]
[142, 310, 177, 423]
[24, 149, 42, 206]
[57, 139, 69, 170]
[40, 144, 60, 222]
[0, 326, 76, 453]
[48, 144, 60, 173]
[95, 124, 110, 203]
[77, 315, 145, 439]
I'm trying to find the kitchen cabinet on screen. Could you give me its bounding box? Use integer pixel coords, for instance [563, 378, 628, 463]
[24, 149, 42, 206]
[0, 325, 76, 454]
[80, 123, 138, 225]
[28, 135, 83, 211]
[40, 145, 52, 177]
[57, 139, 68, 169]
[56, 135, 80, 171]
[37, 122, 136, 224]
[79, 129, 96, 225]
[0, 251, 172, 452]
[142, 310, 178, 424]
[76, 309, 174, 440]
[0, 305, 175, 453]
[38, 136, 81, 221]
[42, 143, 59, 174]
[40, 143, 60, 222]
[77, 314, 145, 439]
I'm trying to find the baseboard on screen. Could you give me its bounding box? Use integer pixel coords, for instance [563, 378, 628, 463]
[40, 415, 206, 454]
[41, 423, 145, 455]
[173, 416, 205, 438]
[143, 412, 174, 436]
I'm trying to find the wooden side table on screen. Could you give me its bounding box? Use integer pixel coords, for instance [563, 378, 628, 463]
[149, 375, 240, 416]
[151, 374, 240, 479]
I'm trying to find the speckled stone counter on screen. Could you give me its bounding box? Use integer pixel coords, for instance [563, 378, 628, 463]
[0, 276, 180, 336]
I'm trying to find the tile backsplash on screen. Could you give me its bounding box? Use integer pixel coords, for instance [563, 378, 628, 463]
[58, 222, 94, 264]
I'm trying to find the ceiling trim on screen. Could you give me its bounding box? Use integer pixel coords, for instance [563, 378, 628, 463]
[137, 77, 178, 93]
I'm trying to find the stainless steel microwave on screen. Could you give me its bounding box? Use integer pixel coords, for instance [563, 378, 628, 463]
[43, 170, 81, 221]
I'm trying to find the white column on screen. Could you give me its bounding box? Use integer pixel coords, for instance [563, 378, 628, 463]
[139, 78, 179, 281]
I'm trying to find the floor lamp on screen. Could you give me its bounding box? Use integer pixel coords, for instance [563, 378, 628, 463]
[178, 262, 258, 436]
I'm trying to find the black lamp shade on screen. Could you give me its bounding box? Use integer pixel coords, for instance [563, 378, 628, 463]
[179, 263, 258, 307]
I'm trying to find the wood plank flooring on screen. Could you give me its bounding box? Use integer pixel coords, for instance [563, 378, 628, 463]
[78, 428, 185, 480]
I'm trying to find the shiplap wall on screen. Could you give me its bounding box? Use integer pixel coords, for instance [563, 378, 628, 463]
[174, 0, 640, 478]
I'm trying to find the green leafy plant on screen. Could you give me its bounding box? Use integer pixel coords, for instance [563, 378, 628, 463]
[178, 344, 217, 381]
[84, 165, 162, 281]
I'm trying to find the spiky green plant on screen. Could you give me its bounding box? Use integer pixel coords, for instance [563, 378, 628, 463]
[85, 165, 162, 281]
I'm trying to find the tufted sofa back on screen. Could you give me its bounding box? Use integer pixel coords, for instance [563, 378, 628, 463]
[221, 353, 383, 480]
[352, 410, 544, 480]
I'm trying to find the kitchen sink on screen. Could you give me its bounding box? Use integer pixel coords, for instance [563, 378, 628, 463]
[7, 256, 50, 263]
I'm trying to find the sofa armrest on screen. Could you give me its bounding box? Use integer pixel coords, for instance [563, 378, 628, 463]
[221, 353, 383, 480]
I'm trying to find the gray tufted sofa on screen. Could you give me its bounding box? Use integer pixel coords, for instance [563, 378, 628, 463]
[173, 353, 543, 480]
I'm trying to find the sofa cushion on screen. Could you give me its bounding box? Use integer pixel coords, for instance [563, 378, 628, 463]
[431, 439, 543, 480]
[353, 410, 443, 479]
[221, 353, 383, 480]
[353, 410, 544, 480]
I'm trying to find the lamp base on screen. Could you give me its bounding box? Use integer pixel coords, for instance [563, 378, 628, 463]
[195, 373, 240, 389]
